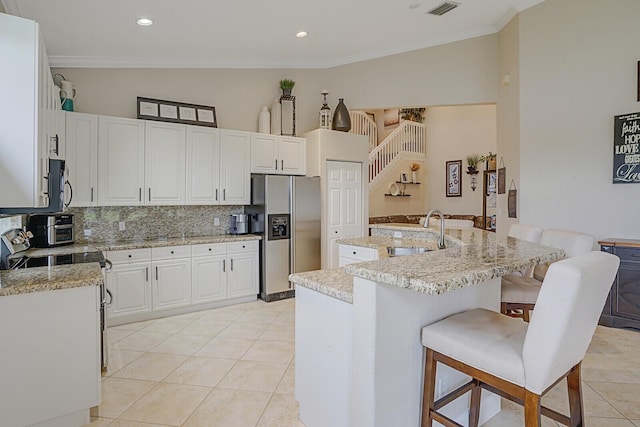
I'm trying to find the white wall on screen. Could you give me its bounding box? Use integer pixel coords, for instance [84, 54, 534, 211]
[518, 0, 640, 240]
[369, 159, 426, 217]
[425, 105, 497, 216]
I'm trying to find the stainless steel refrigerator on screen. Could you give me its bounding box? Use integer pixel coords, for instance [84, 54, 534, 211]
[246, 174, 321, 302]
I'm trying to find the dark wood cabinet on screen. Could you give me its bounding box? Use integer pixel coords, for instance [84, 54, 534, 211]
[599, 239, 640, 330]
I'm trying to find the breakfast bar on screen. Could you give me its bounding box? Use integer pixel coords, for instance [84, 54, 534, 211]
[290, 224, 564, 427]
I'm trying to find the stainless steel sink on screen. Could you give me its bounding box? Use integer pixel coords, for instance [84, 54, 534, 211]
[387, 247, 432, 257]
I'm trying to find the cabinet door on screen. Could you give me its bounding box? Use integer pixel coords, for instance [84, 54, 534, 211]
[220, 130, 251, 205]
[153, 259, 192, 311]
[145, 121, 186, 205]
[186, 126, 221, 204]
[227, 252, 258, 298]
[250, 133, 278, 173]
[106, 262, 152, 320]
[98, 116, 145, 206]
[192, 255, 227, 303]
[279, 136, 306, 175]
[612, 262, 640, 321]
[66, 112, 98, 206]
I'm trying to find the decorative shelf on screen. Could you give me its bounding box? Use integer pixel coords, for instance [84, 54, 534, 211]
[395, 181, 421, 184]
[384, 194, 411, 197]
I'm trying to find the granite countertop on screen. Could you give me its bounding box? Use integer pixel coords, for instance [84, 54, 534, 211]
[291, 225, 565, 301]
[289, 268, 355, 304]
[1, 234, 261, 297]
[0, 263, 103, 297]
[95, 234, 262, 251]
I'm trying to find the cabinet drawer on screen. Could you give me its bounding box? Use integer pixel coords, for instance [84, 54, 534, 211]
[338, 245, 377, 262]
[615, 247, 640, 262]
[192, 242, 227, 257]
[152, 245, 191, 260]
[107, 248, 152, 264]
[227, 240, 258, 253]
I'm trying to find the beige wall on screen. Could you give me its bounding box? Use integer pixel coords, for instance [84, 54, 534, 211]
[369, 159, 427, 217]
[518, 0, 640, 240]
[425, 105, 497, 216]
[496, 15, 520, 235]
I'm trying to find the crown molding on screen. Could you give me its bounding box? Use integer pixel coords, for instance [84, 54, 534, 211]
[49, 26, 499, 70]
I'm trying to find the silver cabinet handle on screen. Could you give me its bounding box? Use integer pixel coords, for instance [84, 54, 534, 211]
[90, 187, 94, 202]
[139, 188, 142, 201]
[148, 188, 151, 201]
[223, 189, 226, 201]
[275, 159, 278, 170]
[155, 266, 158, 280]
[281, 160, 284, 170]
[222, 259, 226, 272]
[230, 258, 234, 271]
[146, 267, 149, 281]
[215, 189, 218, 201]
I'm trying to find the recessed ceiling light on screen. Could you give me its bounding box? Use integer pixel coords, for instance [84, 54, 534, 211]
[296, 31, 308, 38]
[136, 18, 153, 26]
[409, 3, 420, 9]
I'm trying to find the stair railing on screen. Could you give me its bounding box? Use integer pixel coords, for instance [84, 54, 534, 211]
[349, 111, 378, 152]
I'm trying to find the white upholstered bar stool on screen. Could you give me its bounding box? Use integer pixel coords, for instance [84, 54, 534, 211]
[421, 251, 620, 427]
[504, 224, 544, 278]
[501, 229, 595, 321]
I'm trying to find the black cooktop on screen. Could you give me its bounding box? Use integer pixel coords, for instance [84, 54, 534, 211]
[10, 251, 105, 269]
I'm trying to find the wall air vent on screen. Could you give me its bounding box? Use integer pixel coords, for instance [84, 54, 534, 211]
[427, 1, 460, 16]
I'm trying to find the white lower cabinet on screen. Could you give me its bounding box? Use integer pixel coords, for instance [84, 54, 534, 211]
[106, 240, 258, 325]
[227, 240, 259, 298]
[338, 244, 378, 267]
[105, 249, 152, 320]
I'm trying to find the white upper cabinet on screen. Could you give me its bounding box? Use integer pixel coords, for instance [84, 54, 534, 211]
[220, 130, 251, 205]
[145, 121, 186, 205]
[250, 134, 306, 175]
[98, 116, 145, 206]
[279, 136, 306, 175]
[186, 127, 221, 204]
[65, 112, 98, 207]
[0, 14, 55, 207]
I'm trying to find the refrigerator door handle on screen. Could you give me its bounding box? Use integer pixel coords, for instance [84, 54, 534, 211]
[290, 176, 295, 289]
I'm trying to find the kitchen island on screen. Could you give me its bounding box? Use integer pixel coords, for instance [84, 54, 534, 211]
[290, 224, 564, 427]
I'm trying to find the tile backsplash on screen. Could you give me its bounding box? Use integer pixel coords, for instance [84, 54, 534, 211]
[68, 205, 245, 243]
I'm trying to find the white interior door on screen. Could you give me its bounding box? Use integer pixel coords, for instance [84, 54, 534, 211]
[326, 161, 362, 269]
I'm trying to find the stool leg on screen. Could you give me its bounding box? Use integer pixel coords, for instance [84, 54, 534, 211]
[567, 364, 584, 427]
[469, 379, 481, 427]
[524, 389, 541, 427]
[421, 349, 437, 427]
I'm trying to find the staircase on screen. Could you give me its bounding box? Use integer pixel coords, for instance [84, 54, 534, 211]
[349, 111, 378, 152]
[363, 120, 427, 190]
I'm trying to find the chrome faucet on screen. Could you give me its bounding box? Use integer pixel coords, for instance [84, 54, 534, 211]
[424, 209, 446, 249]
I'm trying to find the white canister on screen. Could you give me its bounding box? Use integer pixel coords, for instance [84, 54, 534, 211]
[258, 106, 270, 134]
[59, 80, 76, 100]
[270, 98, 282, 136]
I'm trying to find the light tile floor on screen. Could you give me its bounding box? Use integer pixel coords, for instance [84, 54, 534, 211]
[86, 299, 640, 427]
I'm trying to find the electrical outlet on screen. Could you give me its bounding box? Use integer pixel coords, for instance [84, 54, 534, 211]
[83, 229, 92, 237]
[119, 221, 126, 231]
[214, 217, 220, 226]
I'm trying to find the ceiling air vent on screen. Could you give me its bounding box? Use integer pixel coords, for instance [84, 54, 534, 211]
[427, 1, 460, 16]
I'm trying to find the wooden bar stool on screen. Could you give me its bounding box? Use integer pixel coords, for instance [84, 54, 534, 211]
[421, 251, 619, 427]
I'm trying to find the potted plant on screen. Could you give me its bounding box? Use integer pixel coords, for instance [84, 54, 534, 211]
[280, 79, 295, 96]
[410, 162, 421, 183]
[484, 152, 497, 170]
[466, 154, 482, 174]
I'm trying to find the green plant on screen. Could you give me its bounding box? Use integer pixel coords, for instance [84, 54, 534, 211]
[466, 154, 482, 169]
[483, 152, 496, 161]
[279, 79, 295, 90]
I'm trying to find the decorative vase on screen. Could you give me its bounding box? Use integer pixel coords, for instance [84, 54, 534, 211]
[412, 171, 417, 183]
[258, 106, 270, 134]
[332, 98, 351, 132]
[270, 98, 281, 135]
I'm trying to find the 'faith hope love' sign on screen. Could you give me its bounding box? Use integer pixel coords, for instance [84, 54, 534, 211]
[613, 112, 640, 183]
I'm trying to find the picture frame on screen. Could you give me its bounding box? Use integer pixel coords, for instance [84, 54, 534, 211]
[400, 172, 409, 183]
[446, 160, 462, 197]
[137, 97, 217, 128]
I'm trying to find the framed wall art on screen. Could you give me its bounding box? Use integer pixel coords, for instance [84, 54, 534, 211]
[446, 160, 462, 197]
[137, 97, 217, 128]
